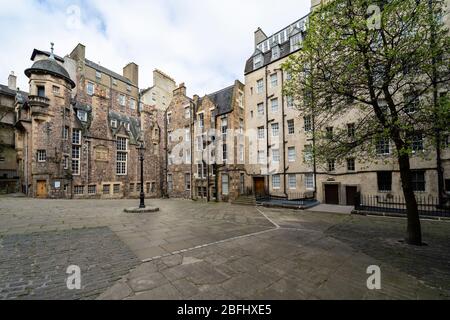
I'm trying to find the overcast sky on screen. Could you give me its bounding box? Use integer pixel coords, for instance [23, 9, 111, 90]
[0, 0, 310, 96]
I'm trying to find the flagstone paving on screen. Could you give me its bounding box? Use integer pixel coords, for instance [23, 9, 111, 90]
[0, 197, 449, 300]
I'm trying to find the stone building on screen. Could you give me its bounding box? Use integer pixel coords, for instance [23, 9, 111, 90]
[0, 72, 26, 193]
[165, 80, 246, 202]
[15, 43, 165, 199]
[243, 0, 450, 205]
[141, 69, 177, 111]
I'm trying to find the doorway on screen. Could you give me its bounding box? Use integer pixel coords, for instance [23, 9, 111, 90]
[254, 177, 265, 197]
[324, 184, 339, 205]
[345, 186, 358, 206]
[36, 180, 47, 198]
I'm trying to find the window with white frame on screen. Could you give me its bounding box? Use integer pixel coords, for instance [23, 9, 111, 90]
[130, 98, 136, 110]
[86, 82, 94, 95]
[287, 119, 295, 134]
[199, 113, 204, 128]
[116, 137, 128, 175]
[404, 92, 419, 114]
[96, 71, 102, 79]
[376, 137, 390, 155]
[221, 117, 228, 140]
[287, 96, 294, 108]
[304, 115, 312, 132]
[37, 150, 46, 162]
[72, 129, 81, 175]
[288, 147, 296, 162]
[288, 174, 296, 189]
[412, 133, 424, 152]
[253, 54, 263, 69]
[257, 103, 264, 115]
[222, 144, 228, 162]
[77, 110, 87, 122]
[222, 174, 229, 195]
[256, 79, 264, 94]
[305, 173, 315, 189]
[272, 46, 280, 60]
[270, 74, 278, 87]
[271, 123, 279, 137]
[271, 98, 279, 113]
[111, 119, 117, 128]
[347, 158, 356, 171]
[290, 33, 302, 51]
[185, 173, 191, 191]
[304, 145, 313, 162]
[88, 185, 97, 194]
[63, 126, 69, 140]
[272, 175, 281, 189]
[272, 149, 280, 163]
[74, 186, 84, 195]
[327, 159, 336, 172]
[119, 94, 126, 107]
[258, 126, 265, 139]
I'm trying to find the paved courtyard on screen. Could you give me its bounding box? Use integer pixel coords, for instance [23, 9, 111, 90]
[0, 197, 449, 300]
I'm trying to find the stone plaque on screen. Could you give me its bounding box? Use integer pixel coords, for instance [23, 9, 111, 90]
[95, 145, 109, 162]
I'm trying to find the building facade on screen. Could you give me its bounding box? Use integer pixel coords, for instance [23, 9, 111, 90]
[14, 43, 165, 199]
[243, 0, 450, 205]
[0, 72, 26, 193]
[165, 80, 246, 202]
[141, 69, 177, 112]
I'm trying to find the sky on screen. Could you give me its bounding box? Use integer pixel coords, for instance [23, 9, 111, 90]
[0, 0, 310, 97]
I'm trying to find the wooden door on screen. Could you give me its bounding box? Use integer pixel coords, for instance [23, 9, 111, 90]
[346, 186, 358, 206]
[324, 184, 339, 204]
[254, 177, 265, 196]
[36, 180, 47, 198]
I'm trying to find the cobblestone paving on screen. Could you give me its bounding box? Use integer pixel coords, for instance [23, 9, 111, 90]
[1, 198, 449, 300]
[0, 227, 139, 300]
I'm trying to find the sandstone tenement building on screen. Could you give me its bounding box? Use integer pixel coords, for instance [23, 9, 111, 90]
[14, 43, 166, 199]
[243, 0, 450, 205]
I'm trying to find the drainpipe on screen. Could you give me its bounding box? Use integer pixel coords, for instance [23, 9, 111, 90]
[265, 65, 270, 195]
[278, 69, 288, 197]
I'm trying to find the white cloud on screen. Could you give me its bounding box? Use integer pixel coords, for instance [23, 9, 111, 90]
[0, 0, 310, 96]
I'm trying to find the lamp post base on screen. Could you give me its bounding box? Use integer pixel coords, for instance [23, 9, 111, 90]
[124, 206, 159, 214]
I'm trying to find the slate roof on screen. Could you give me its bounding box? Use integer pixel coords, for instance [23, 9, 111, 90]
[30, 49, 65, 63]
[0, 84, 28, 98]
[207, 85, 235, 117]
[244, 39, 298, 75]
[25, 58, 76, 88]
[108, 111, 141, 144]
[85, 59, 136, 88]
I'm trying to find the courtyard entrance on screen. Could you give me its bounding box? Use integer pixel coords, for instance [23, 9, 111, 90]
[324, 184, 339, 205]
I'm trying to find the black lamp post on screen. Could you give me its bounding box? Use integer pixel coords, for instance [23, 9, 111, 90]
[138, 141, 146, 209]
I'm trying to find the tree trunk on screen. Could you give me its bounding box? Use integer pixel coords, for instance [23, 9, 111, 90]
[397, 153, 422, 245]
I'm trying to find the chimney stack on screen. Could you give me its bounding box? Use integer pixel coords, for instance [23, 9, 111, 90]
[173, 82, 186, 96]
[254, 28, 267, 48]
[8, 71, 17, 91]
[123, 62, 139, 87]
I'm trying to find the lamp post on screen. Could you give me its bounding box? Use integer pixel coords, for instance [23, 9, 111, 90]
[138, 141, 146, 209]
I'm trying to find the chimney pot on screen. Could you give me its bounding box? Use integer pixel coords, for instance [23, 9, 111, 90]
[8, 71, 17, 91]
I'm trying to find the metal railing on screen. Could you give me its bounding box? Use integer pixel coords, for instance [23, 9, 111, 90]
[354, 193, 450, 217]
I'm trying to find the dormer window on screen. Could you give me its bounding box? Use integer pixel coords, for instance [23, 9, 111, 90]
[111, 119, 118, 128]
[253, 54, 263, 69]
[272, 46, 280, 60]
[124, 122, 131, 131]
[77, 110, 87, 122]
[127, 85, 131, 92]
[112, 79, 117, 86]
[96, 71, 102, 79]
[290, 33, 302, 52]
